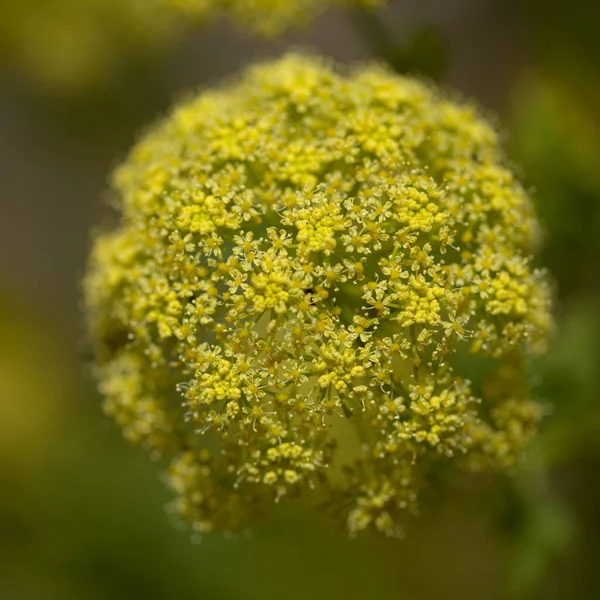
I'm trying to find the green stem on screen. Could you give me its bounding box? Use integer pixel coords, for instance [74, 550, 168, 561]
[349, 8, 448, 80]
[349, 7, 402, 71]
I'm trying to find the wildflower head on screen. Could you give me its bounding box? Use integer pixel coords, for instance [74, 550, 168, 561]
[84, 54, 552, 537]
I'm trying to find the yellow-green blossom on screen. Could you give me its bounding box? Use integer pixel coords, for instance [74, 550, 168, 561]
[165, 0, 386, 36]
[84, 54, 552, 537]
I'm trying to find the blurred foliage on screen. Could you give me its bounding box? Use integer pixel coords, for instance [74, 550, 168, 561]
[502, 1, 600, 585]
[0, 0, 176, 95]
[510, 75, 600, 299]
[504, 300, 600, 599]
[520, 0, 600, 89]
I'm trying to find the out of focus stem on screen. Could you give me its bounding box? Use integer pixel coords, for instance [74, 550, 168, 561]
[349, 8, 448, 80]
[349, 8, 403, 72]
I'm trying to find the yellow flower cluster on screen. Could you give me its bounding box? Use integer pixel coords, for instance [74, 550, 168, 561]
[165, 0, 386, 36]
[84, 54, 552, 537]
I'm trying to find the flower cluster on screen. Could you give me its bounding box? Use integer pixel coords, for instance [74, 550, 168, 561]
[165, 0, 386, 36]
[84, 54, 552, 537]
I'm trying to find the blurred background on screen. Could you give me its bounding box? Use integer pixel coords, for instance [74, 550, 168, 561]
[1, 0, 599, 598]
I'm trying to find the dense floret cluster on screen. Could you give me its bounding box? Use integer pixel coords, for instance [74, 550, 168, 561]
[85, 55, 551, 536]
